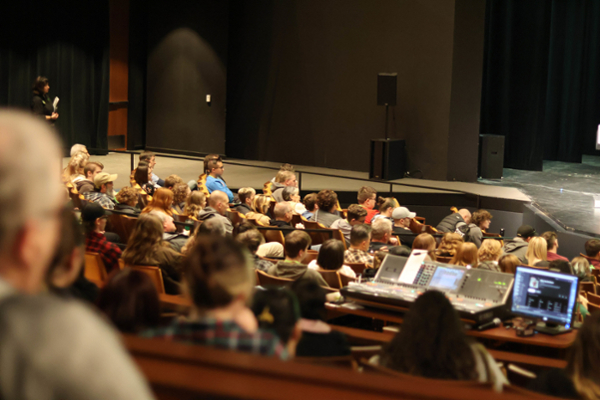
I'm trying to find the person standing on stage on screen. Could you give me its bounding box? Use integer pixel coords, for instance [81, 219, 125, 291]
[31, 76, 59, 123]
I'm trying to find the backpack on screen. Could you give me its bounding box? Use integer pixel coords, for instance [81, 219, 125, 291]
[455, 222, 470, 238]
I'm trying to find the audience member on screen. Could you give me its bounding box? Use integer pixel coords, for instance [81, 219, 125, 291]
[197, 190, 234, 235]
[477, 239, 502, 272]
[391, 207, 416, 247]
[70, 143, 89, 157]
[171, 182, 190, 214]
[572, 257, 592, 282]
[526, 236, 547, 266]
[369, 218, 397, 252]
[272, 170, 298, 203]
[133, 161, 154, 196]
[114, 187, 140, 215]
[372, 197, 396, 223]
[0, 111, 154, 399]
[529, 311, 600, 398]
[97, 268, 160, 334]
[236, 228, 275, 272]
[502, 225, 536, 264]
[450, 243, 479, 268]
[149, 210, 188, 252]
[378, 291, 506, 390]
[313, 189, 342, 228]
[308, 239, 357, 278]
[344, 224, 374, 265]
[246, 194, 272, 225]
[46, 206, 99, 303]
[498, 254, 521, 274]
[548, 260, 574, 275]
[62, 151, 88, 183]
[412, 233, 437, 261]
[202, 154, 222, 175]
[237, 221, 284, 259]
[184, 191, 206, 218]
[283, 186, 307, 214]
[236, 187, 256, 215]
[141, 187, 174, 217]
[144, 236, 288, 359]
[82, 203, 122, 273]
[198, 217, 227, 237]
[76, 161, 102, 193]
[268, 231, 328, 286]
[357, 186, 379, 223]
[205, 159, 234, 202]
[302, 193, 318, 220]
[436, 208, 471, 233]
[291, 279, 350, 357]
[251, 288, 302, 357]
[163, 174, 183, 190]
[84, 172, 117, 209]
[542, 231, 568, 261]
[584, 239, 600, 268]
[122, 214, 182, 294]
[139, 150, 164, 187]
[437, 232, 464, 258]
[331, 204, 367, 245]
[268, 163, 295, 191]
[465, 210, 492, 248]
[270, 202, 304, 232]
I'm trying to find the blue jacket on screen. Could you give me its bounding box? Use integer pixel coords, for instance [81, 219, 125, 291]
[205, 175, 234, 202]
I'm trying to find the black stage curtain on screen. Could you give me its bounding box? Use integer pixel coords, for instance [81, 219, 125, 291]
[0, 1, 110, 154]
[481, 0, 600, 171]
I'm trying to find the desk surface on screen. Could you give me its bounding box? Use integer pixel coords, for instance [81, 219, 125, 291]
[326, 302, 577, 349]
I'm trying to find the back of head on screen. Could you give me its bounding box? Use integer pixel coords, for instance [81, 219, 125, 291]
[236, 228, 264, 254]
[274, 202, 292, 219]
[134, 164, 149, 187]
[371, 218, 392, 241]
[450, 243, 479, 267]
[347, 204, 367, 222]
[70, 143, 87, 157]
[123, 214, 164, 265]
[164, 174, 183, 189]
[208, 190, 228, 208]
[279, 163, 295, 172]
[378, 197, 397, 213]
[237, 187, 256, 205]
[96, 268, 160, 333]
[571, 257, 591, 281]
[350, 224, 371, 247]
[0, 111, 62, 259]
[275, 170, 295, 184]
[139, 151, 155, 163]
[143, 188, 173, 214]
[478, 239, 502, 262]
[549, 260, 573, 275]
[284, 230, 311, 259]
[585, 239, 600, 258]
[291, 279, 326, 320]
[317, 239, 344, 270]
[542, 231, 558, 250]
[251, 287, 300, 344]
[412, 233, 436, 252]
[197, 217, 226, 237]
[470, 210, 491, 227]
[172, 183, 189, 205]
[526, 236, 547, 264]
[184, 236, 253, 310]
[458, 209, 471, 223]
[253, 194, 271, 214]
[282, 186, 298, 202]
[302, 193, 318, 212]
[116, 187, 138, 206]
[438, 233, 464, 256]
[185, 191, 206, 216]
[498, 254, 521, 274]
[380, 291, 476, 380]
[316, 189, 337, 212]
[566, 312, 600, 399]
[357, 186, 377, 203]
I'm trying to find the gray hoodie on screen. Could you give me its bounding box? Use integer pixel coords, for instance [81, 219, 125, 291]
[267, 262, 328, 287]
[502, 237, 529, 264]
[196, 206, 233, 235]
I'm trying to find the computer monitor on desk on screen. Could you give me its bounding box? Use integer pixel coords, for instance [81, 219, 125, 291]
[511, 266, 579, 335]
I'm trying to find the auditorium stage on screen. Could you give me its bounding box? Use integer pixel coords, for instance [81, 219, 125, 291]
[66, 152, 600, 237]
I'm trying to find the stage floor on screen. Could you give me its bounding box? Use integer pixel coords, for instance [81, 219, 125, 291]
[480, 155, 600, 236]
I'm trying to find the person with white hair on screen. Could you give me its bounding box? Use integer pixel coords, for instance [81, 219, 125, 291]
[369, 218, 398, 252]
[70, 143, 89, 157]
[0, 111, 154, 399]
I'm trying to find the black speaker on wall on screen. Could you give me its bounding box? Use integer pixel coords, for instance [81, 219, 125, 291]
[377, 73, 397, 106]
[478, 134, 504, 179]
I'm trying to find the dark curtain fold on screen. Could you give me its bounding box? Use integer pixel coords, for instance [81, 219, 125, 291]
[481, 0, 600, 170]
[0, 1, 110, 154]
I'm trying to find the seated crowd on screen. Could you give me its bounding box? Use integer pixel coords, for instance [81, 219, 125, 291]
[3, 111, 600, 398]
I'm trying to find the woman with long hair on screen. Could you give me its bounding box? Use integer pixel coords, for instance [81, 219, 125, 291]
[62, 152, 88, 184]
[437, 232, 464, 257]
[450, 242, 479, 268]
[143, 235, 287, 359]
[141, 188, 174, 216]
[133, 161, 154, 196]
[526, 236, 547, 267]
[379, 291, 506, 389]
[184, 191, 206, 218]
[245, 194, 272, 225]
[498, 254, 521, 274]
[122, 214, 182, 294]
[171, 183, 190, 214]
[412, 233, 437, 261]
[477, 239, 502, 272]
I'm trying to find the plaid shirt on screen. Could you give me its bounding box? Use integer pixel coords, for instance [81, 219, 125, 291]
[85, 231, 122, 273]
[254, 255, 275, 272]
[143, 318, 288, 360]
[84, 191, 115, 209]
[344, 248, 374, 265]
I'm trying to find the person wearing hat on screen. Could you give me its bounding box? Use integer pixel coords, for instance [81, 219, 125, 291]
[502, 225, 537, 265]
[82, 203, 122, 274]
[392, 207, 416, 248]
[83, 172, 118, 209]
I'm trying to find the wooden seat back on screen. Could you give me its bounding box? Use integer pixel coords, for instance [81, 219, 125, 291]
[291, 213, 303, 226]
[128, 265, 166, 294]
[268, 200, 277, 218]
[588, 302, 600, 315]
[317, 270, 342, 289]
[107, 213, 127, 242]
[262, 229, 286, 246]
[581, 281, 596, 296]
[294, 355, 357, 370]
[301, 250, 319, 265]
[84, 252, 108, 282]
[120, 215, 138, 244]
[256, 269, 293, 287]
[409, 218, 425, 234]
[587, 291, 600, 305]
[346, 262, 367, 275]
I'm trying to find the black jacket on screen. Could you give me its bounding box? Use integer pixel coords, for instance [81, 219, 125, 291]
[31, 92, 54, 122]
[436, 213, 466, 233]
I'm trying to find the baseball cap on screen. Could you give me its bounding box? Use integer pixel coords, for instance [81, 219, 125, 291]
[93, 172, 118, 188]
[392, 207, 416, 220]
[516, 225, 537, 238]
[81, 203, 107, 222]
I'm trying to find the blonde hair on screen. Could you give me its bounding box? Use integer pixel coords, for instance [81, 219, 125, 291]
[62, 152, 88, 182]
[526, 237, 547, 266]
[252, 194, 271, 215]
[478, 239, 502, 262]
[450, 243, 479, 268]
[437, 233, 464, 257]
[185, 191, 206, 217]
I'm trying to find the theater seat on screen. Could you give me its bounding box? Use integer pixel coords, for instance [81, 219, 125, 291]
[84, 252, 108, 283]
[128, 265, 166, 294]
[256, 270, 293, 287]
